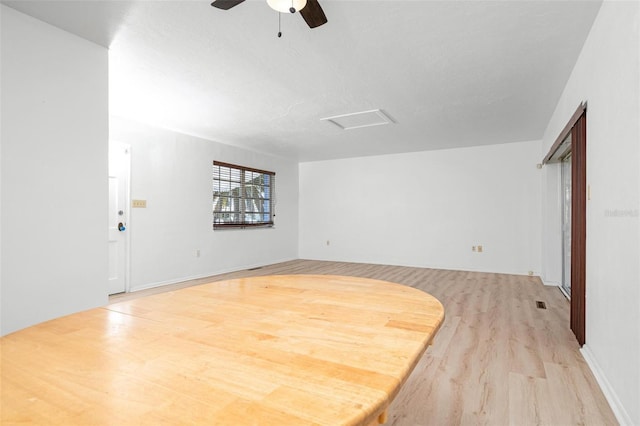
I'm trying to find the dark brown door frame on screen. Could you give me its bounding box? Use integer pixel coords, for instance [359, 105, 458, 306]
[543, 102, 587, 346]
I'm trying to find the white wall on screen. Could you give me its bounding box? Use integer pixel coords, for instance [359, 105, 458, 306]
[1, 6, 109, 335]
[109, 117, 298, 291]
[299, 140, 542, 276]
[540, 1, 639, 424]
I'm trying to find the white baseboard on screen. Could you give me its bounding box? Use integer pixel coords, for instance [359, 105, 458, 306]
[130, 273, 219, 293]
[541, 278, 560, 287]
[580, 345, 634, 426]
[128, 257, 297, 293]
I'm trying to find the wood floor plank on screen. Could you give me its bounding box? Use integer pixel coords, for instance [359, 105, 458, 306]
[110, 260, 619, 425]
[508, 372, 550, 425]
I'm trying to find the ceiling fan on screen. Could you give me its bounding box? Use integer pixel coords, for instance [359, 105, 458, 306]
[211, 0, 328, 29]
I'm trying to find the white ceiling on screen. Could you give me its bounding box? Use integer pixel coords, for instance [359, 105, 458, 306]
[3, 0, 602, 161]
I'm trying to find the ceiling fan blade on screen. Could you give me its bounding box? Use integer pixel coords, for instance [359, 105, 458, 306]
[211, 0, 246, 10]
[300, 0, 327, 28]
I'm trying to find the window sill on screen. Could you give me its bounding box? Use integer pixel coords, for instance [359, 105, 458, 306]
[213, 224, 274, 230]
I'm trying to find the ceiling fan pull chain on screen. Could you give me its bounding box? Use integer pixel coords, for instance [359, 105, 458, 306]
[277, 12, 282, 38]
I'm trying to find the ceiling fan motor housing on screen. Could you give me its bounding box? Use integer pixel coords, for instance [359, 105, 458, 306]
[267, 0, 307, 14]
[211, 0, 327, 29]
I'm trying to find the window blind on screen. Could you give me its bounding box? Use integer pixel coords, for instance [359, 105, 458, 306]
[213, 161, 275, 229]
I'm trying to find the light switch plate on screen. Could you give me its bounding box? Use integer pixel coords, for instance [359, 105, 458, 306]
[132, 199, 147, 208]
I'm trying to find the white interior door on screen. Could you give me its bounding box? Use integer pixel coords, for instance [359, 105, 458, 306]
[108, 142, 130, 295]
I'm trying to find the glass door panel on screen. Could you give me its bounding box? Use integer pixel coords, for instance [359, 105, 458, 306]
[561, 152, 572, 297]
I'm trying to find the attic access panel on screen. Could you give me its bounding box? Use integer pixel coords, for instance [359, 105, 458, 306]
[321, 109, 395, 130]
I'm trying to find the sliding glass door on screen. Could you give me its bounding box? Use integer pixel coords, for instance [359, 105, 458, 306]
[561, 151, 572, 297]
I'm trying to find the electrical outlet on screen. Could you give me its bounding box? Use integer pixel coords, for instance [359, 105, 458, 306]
[477, 245, 483, 253]
[472, 246, 476, 252]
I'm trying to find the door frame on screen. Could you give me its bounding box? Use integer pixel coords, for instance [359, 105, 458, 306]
[543, 102, 587, 346]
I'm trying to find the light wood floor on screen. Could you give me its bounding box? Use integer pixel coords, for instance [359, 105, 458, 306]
[110, 260, 618, 426]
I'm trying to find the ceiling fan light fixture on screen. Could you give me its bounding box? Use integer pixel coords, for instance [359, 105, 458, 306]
[267, 0, 307, 13]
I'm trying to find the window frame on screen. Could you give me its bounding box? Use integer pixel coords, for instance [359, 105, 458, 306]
[212, 161, 275, 230]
